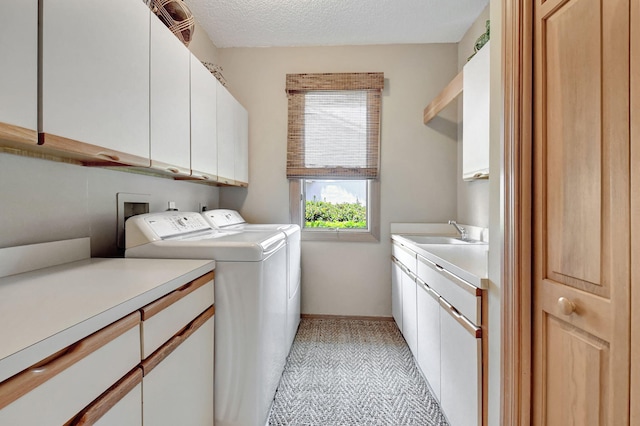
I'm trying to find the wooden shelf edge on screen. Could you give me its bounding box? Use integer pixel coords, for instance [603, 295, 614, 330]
[423, 70, 464, 125]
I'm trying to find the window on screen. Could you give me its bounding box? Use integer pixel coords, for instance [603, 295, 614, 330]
[286, 73, 383, 242]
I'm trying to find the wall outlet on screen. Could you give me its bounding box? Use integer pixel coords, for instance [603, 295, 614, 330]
[199, 203, 208, 212]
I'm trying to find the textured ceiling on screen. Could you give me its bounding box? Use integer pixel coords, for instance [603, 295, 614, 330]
[183, 0, 490, 48]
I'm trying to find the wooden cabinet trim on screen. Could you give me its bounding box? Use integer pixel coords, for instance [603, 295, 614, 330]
[0, 311, 140, 410]
[141, 305, 214, 376]
[438, 297, 482, 338]
[418, 254, 482, 296]
[65, 367, 143, 426]
[140, 272, 214, 321]
[39, 133, 150, 167]
[631, 0, 640, 422]
[149, 159, 191, 177]
[0, 122, 38, 146]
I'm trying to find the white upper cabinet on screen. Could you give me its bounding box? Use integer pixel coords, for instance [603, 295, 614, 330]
[40, 0, 150, 166]
[0, 1, 37, 141]
[190, 54, 218, 181]
[462, 40, 490, 180]
[235, 100, 249, 184]
[150, 14, 191, 177]
[217, 85, 249, 185]
[217, 85, 235, 183]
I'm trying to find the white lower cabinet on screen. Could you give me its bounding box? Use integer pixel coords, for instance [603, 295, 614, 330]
[439, 303, 482, 426]
[0, 313, 141, 425]
[391, 240, 484, 426]
[142, 313, 214, 425]
[391, 258, 403, 332]
[140, 272, 215, 426]
[0, 271, 215, 426]
[416, 278, 441, 400]
[70, 368, 143, 426]
[401, 267, 418, 356]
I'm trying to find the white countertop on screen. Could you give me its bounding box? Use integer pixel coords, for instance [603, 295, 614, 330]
[0, 257, 215, 383]
[391, 234, 489, 288]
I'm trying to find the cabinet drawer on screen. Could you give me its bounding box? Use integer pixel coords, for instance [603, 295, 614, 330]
[417, 254, 481, 325]
[142, 309, 215, 425]
[0, 312, 141, 425]
[140, 272, 214, 358]
[66, 368, 143, 426]
[392, 242, 417, 273]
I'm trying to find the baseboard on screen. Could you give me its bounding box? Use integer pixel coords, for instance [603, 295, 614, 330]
[301, 313, 394, 322]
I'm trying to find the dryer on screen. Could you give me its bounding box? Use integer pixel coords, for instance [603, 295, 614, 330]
[201, 209, 301, 348]
[125, 211, 287, 426]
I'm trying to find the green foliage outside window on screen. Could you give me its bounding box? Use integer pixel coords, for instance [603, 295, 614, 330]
[304, 200, 366, 229]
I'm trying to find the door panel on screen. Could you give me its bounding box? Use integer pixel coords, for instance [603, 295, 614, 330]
[533, 0, 630, 423]
[542, 314, 609, 425]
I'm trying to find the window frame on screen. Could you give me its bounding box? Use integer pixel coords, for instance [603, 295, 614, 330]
[289, 178, 380, 242]
[286, 72, 383, 242]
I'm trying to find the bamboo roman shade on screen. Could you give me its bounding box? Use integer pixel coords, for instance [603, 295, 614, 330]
[286, 72, 384, 179]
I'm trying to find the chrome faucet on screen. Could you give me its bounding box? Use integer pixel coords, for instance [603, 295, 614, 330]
[448, 220, 468, 241]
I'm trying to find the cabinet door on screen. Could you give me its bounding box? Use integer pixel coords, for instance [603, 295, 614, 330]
[401, 268, 418, 357]
[439, 303, 481, 426]
[0, 0, 37, 143]
[391, 259, 403, 331]
[0, 313, 140, 425]
[462, 40, 490, 180]
[150, 14, 191, 176]
[533, 0, 630, 424]
[416, 278, 441, 401]
[234, 100, 249, 184]
[142, 311, 214, 426]
[190, 55, 218, 181]
[40, 0, 150, 166]
[217, 85, 236, 183]
[69, 368, 143, 426]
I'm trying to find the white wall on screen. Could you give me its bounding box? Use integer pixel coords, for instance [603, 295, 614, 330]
[457, 6, 491, 227]
[0, 153, 219, 256]
[217, 44, 459, 316]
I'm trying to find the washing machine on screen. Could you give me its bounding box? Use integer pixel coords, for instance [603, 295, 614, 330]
[125, 211, 287, 426]
[201, 209, 301, 348]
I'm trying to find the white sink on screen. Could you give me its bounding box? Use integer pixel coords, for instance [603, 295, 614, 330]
[402, 235, 486, 245]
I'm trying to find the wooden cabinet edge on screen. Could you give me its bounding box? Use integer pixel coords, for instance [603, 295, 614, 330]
[39, 133, 150, 167]
[149, 159, 191, 177]
[0, 312, 140, 410]
[0, 123, 38, 146]
[423, 70, 464, 125]
[141, 306, 215, 376]
[141, 272, 214, 320]
[64, 367, 143, 426]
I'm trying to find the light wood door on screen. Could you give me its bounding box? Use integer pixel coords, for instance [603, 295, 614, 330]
[533, 0, 630, 424]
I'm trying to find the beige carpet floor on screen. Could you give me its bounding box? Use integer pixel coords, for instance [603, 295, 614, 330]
[268, 318, 449, 426]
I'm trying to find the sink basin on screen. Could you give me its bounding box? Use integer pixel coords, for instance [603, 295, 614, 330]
[402, 235, 485, 245]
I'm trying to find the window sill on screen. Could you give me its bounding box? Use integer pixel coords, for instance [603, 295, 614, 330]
[301, 229, 379, 243]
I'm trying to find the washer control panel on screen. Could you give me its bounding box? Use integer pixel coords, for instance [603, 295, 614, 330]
[202, 209, 246, 228]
